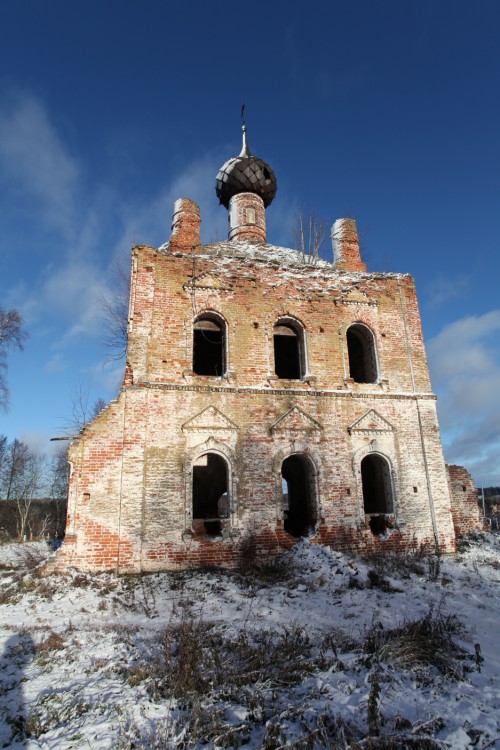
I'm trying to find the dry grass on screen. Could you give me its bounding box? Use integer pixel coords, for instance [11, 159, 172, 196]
[346, 738, 448, 749]
[363, 608, 468, 679]
[142, 614, 318, 700]
[35, 631, 65, 653]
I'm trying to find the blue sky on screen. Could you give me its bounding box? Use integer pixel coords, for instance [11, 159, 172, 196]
[0, 0, 499, 485]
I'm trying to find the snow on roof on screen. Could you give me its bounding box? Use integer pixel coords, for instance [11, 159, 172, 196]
[158, 238, 410, 282]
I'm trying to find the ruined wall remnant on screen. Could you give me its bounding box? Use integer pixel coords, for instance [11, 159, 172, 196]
[446, 464, 484, 536]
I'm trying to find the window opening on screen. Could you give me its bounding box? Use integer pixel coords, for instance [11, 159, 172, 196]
[346, 324, 377, 383]
[274, 322, 303, 379]
[192, 453, 229, 537]
[282, 454, 317, 537]
[361, 454, 394, 535]
[193, 316, 225, 376]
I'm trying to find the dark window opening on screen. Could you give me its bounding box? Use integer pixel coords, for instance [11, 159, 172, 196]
[346, 324, 377, 384]
[361, 454, 394, 534]
[369, 515, 393, 536]
[193, 316, 225, 376]
[282, 454, 317, 538]
[274, 323, 303, 379]
[192, 453, 229, 537]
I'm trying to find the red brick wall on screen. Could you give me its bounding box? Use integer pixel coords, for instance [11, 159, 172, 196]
[447, 464, 484, 536]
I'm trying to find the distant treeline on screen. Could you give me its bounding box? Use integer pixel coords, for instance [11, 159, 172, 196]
[481, 487, 500, 498]
[0, 497, 67, 539]
[0, 434, 68, 540]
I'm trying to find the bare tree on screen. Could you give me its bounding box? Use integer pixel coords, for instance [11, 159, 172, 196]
[48, 445, 69, 501]
[13, 452, 46, 540]
[0, 439, 44, 540]
[100, 259, 130, 361]
[2, 439, 30, 501]
[0, 307, 28, 410]
[64, 381, 107, 434]
[47, 446, 69, 537]
[291, 206, 328, 263]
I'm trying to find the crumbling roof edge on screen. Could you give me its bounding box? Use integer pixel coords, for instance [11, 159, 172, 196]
[153, 239, 411, 280]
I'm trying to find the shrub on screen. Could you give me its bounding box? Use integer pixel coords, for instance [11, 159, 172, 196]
[363, 608, 469, 679]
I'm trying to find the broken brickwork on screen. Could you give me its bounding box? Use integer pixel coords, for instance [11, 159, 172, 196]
[51, 134, 481, 573]
[446, 464, 484, 536]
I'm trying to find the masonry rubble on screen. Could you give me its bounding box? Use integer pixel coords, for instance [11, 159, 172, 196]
[50, 129, 483, 573]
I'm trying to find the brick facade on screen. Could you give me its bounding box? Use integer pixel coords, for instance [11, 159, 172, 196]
[51, 176, 481, 572]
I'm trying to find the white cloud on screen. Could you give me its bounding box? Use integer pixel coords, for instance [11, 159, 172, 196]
[18, 431, 53, 457]
[110, 151, 228, 265]
[0, 92, 232, 351]
[424, 275, 469, 309]
[44, 262, 113, 347]
[0, 91, 79, 239]
[83, 359, 125, 395]
[44, 352, 69, 373]
[427, 310, 500, 484]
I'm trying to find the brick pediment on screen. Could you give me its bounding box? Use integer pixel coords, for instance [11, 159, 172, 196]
[348, 409, 394, 434]
[183, 271, 233, 292]
[182, 406, 238, 432]
[270, 406, 322, 434]
[334, 288, 379, 307]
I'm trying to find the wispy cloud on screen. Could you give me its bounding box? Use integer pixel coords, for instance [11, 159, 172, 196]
[0, 91, 79, 240]
[110, 152, 228, 265]
[427, 310, 500, 484]
[83, 358, 125, 394]
[44, 352, 69, 374]
[0, 91, 230, 353]
[424, 275, 469, 309]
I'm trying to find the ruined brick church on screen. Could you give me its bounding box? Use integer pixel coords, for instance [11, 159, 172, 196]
[54, 126, 482, 572]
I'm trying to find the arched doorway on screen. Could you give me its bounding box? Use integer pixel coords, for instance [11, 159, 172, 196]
[192, 452, 229, 536]
[282, 454, 317, 537]
[361, 453, 394, 535]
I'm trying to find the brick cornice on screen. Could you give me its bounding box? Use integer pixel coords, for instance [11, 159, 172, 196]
[126, 382, 437, 401]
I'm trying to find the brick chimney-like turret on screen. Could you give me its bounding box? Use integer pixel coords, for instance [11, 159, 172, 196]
[332, 218, 366, 272]
[170, 198, 201, 252]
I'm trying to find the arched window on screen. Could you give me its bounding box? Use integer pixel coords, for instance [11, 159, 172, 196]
[361, 453, 394, 525]
[282, 453, 317, 537]
[192, 452, 229, 537]
[193, 314, 226, 376]
[273, 319, 305, 379]
[346, 324, 378, 384]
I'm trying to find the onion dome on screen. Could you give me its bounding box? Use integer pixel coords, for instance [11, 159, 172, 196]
[216, 125, 277, 209]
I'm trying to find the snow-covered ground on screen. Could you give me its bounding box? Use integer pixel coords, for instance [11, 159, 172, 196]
[1, 534, 499, 749]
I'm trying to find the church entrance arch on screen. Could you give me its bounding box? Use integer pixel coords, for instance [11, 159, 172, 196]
[281, 453, 317, 537]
